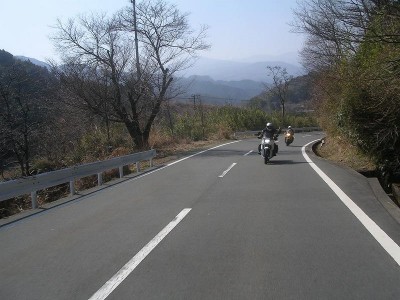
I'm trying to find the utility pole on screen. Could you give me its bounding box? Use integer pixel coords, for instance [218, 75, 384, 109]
[131, 0, 141, 79]
[191, 94, 205, 140]
[191, 94, 197, 110]
[199, 96, 205, 140]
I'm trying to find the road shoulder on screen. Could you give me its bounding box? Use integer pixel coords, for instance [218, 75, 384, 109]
[304, 140, 400, 246]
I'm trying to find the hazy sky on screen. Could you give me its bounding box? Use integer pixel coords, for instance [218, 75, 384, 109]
[1, 0, 304, 62]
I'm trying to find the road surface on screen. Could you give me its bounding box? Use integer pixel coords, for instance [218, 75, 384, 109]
[1, 132, 399, 299]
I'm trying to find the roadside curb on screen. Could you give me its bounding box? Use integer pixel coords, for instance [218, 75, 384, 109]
[367, 178, 400, 224]
[392, 184, 400, 206]
[307, 139, 400, 225]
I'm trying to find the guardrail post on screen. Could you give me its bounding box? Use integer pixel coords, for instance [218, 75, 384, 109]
[31, 191, 38, 209]
[97, 173, 103, 186]
[70, 180, 75, 196]
[136, 162, 140, 173]
[150, 158, 153, 167]
[119, 166, 123, 178]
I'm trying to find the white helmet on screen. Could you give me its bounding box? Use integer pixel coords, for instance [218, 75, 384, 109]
[288, 126, 292, 129]
[266, 122, 273, 128]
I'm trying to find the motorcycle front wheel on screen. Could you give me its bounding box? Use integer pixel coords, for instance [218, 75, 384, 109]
[264, 149, 269, 164]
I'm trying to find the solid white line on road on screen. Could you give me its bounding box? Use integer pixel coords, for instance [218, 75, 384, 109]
[218, 163, 237, 178]
[88, 208, 192, 300]
[167, 140, 241, 167]
[302, 141, 400, 266]
[244, 150, 253, 156]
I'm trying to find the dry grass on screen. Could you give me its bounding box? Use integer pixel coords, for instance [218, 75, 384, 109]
[315, 135, 376, 173]
[153, 139, 225, 165]
[148, 127, 229, 165]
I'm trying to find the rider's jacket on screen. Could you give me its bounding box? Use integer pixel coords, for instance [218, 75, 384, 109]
[286, 128, 294, 135]
[260, 127, 278, 139]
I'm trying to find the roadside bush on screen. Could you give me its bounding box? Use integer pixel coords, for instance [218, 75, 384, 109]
[30, 158, 61, 175]
[0, 196, 30, 219]
[174, 112, 197, 139]
[337, 40, 400, 174]
[170, 105, 317, 140]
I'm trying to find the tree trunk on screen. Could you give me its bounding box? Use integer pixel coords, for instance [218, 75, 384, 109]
[125, 120, 148, 150]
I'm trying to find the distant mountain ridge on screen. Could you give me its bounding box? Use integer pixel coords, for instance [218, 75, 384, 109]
[15, 56, 51, 69]
[236, 52, 301, 65]
[181, 56, 304, 81]
[12, 54, 305, 104]
[175, 75, 264, 104]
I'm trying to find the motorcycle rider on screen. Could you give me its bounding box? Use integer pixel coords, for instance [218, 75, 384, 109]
[286, 125, 294, 135]
[258, 122, 279, 156]
[284, 125, 295, 146]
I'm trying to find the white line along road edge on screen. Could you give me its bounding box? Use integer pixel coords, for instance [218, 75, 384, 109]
[302, 140, 400, 266]
[120, 140, 241, 185]
[89, 208, 192, 300]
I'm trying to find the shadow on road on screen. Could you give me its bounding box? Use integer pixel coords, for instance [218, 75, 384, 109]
[247, 152, 308, 165]
[265, 160, 308, 165]
[199, 149, 254, 157]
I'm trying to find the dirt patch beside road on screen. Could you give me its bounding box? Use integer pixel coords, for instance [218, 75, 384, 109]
[314, 135, 400, 206]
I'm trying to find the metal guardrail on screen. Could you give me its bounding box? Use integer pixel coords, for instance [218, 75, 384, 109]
[0, 149, 156, 208]
[233, 127, 322, 139]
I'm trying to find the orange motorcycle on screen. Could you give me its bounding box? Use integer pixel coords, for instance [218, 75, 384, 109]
[284, 131, 294, 146]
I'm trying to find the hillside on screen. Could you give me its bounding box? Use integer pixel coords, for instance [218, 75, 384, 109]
[173, 76, 264, 105]
[15, 55, 51, 69]
[248, 74, 313, 112]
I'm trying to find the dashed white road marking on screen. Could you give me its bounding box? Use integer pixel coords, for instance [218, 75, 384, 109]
[89, 208, 192, 300]
[244, 150, 253, 156]
[218, 163, 237, 178]
[302, 140, 400, 266]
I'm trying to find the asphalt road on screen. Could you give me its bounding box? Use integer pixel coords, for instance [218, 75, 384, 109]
[1, 132, 399, 299]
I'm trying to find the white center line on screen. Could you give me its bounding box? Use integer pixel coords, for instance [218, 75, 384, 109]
[219, 163, 237, 178]
[88, 208, 192, 300]
[302, 140, 400, 266]
[244, 150, 253, 156]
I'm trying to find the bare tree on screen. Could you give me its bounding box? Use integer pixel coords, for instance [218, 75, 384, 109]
[265, 66, 293, 126]
[51, 0, 209, 149]
[292, 0, 400, 71]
